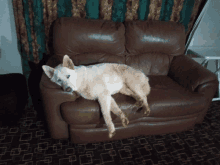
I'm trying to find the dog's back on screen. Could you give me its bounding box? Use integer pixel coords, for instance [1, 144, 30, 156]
[76, 63, 124, 100]
[75, 63, 150, 99]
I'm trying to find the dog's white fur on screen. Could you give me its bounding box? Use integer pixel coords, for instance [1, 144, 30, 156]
[42, 55, 151, 138]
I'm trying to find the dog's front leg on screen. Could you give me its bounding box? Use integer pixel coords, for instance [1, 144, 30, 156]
[110, 98, 129, 127]
[98, 93, 116, 138]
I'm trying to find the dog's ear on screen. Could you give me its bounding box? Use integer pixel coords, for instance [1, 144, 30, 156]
[42, 65, 54, 79]
[63, 55, 74, 70]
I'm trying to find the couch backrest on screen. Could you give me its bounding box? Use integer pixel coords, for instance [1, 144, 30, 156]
[53, 17, 126, 65]
[124, 20, 186, 75]
[52, 17, 186, 75]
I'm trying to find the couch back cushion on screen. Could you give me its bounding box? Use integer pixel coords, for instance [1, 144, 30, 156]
[53, 17, 126, 65]
[124, 20, 186, 75]
[52, 18, 186, 75]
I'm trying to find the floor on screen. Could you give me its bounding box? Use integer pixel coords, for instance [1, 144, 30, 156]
[0, 101, 220, 165]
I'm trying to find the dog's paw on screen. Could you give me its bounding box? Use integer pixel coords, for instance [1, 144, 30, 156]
[122, 117, 129, 127]
[109, 131, 116, 138]
[135, 100, 144, 107]
[144, 106, 150, 116]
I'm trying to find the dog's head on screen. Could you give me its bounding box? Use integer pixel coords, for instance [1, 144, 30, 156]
[42, 55, 77, 93]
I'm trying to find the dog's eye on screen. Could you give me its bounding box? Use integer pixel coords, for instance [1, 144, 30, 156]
[57, 79, 61, 82]
[67, 75, 70, 79]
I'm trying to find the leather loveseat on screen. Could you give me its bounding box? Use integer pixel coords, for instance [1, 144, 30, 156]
[40, 17, 218, 144]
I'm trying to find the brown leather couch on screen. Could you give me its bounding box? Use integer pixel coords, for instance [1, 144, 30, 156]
[40, 17, 218, 144]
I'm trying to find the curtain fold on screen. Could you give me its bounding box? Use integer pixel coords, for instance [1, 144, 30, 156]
[12, 0, 206, 108]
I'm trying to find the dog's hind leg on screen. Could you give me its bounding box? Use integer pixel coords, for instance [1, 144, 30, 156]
[141, 81, 151, 116]
[110, 97, 129, 127]
[120, 84, 143, 107]
[130, 88, 150, 116]
[124, 81, 151, 116]
[98, 93, 116, 138]
[141, 95, 150, 116]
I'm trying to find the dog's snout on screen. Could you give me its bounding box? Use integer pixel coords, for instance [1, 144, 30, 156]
[66, 87, 72, 92]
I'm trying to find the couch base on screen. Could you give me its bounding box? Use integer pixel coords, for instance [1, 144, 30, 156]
[69, 116, 197, 144]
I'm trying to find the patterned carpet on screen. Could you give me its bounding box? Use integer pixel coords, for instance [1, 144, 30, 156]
[0, 101, 220, 165]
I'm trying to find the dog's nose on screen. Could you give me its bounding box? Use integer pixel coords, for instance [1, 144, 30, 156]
[66, 87, 72, 92]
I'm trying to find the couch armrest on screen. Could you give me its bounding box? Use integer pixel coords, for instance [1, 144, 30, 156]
[39, 74, 79, 139]
[168, 55, 218, 96]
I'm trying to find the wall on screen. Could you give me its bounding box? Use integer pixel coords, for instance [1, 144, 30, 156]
[0, 0, 23, 74]
[186, 0, 220, 73]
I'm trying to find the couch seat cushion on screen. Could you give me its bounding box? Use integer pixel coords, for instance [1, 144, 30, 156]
[146, 75, 208, 117]
[60, 93, 144, 125]
[61, 75, 207, 125]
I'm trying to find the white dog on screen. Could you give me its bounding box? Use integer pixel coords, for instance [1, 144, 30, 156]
[42, 55, 151, 138]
